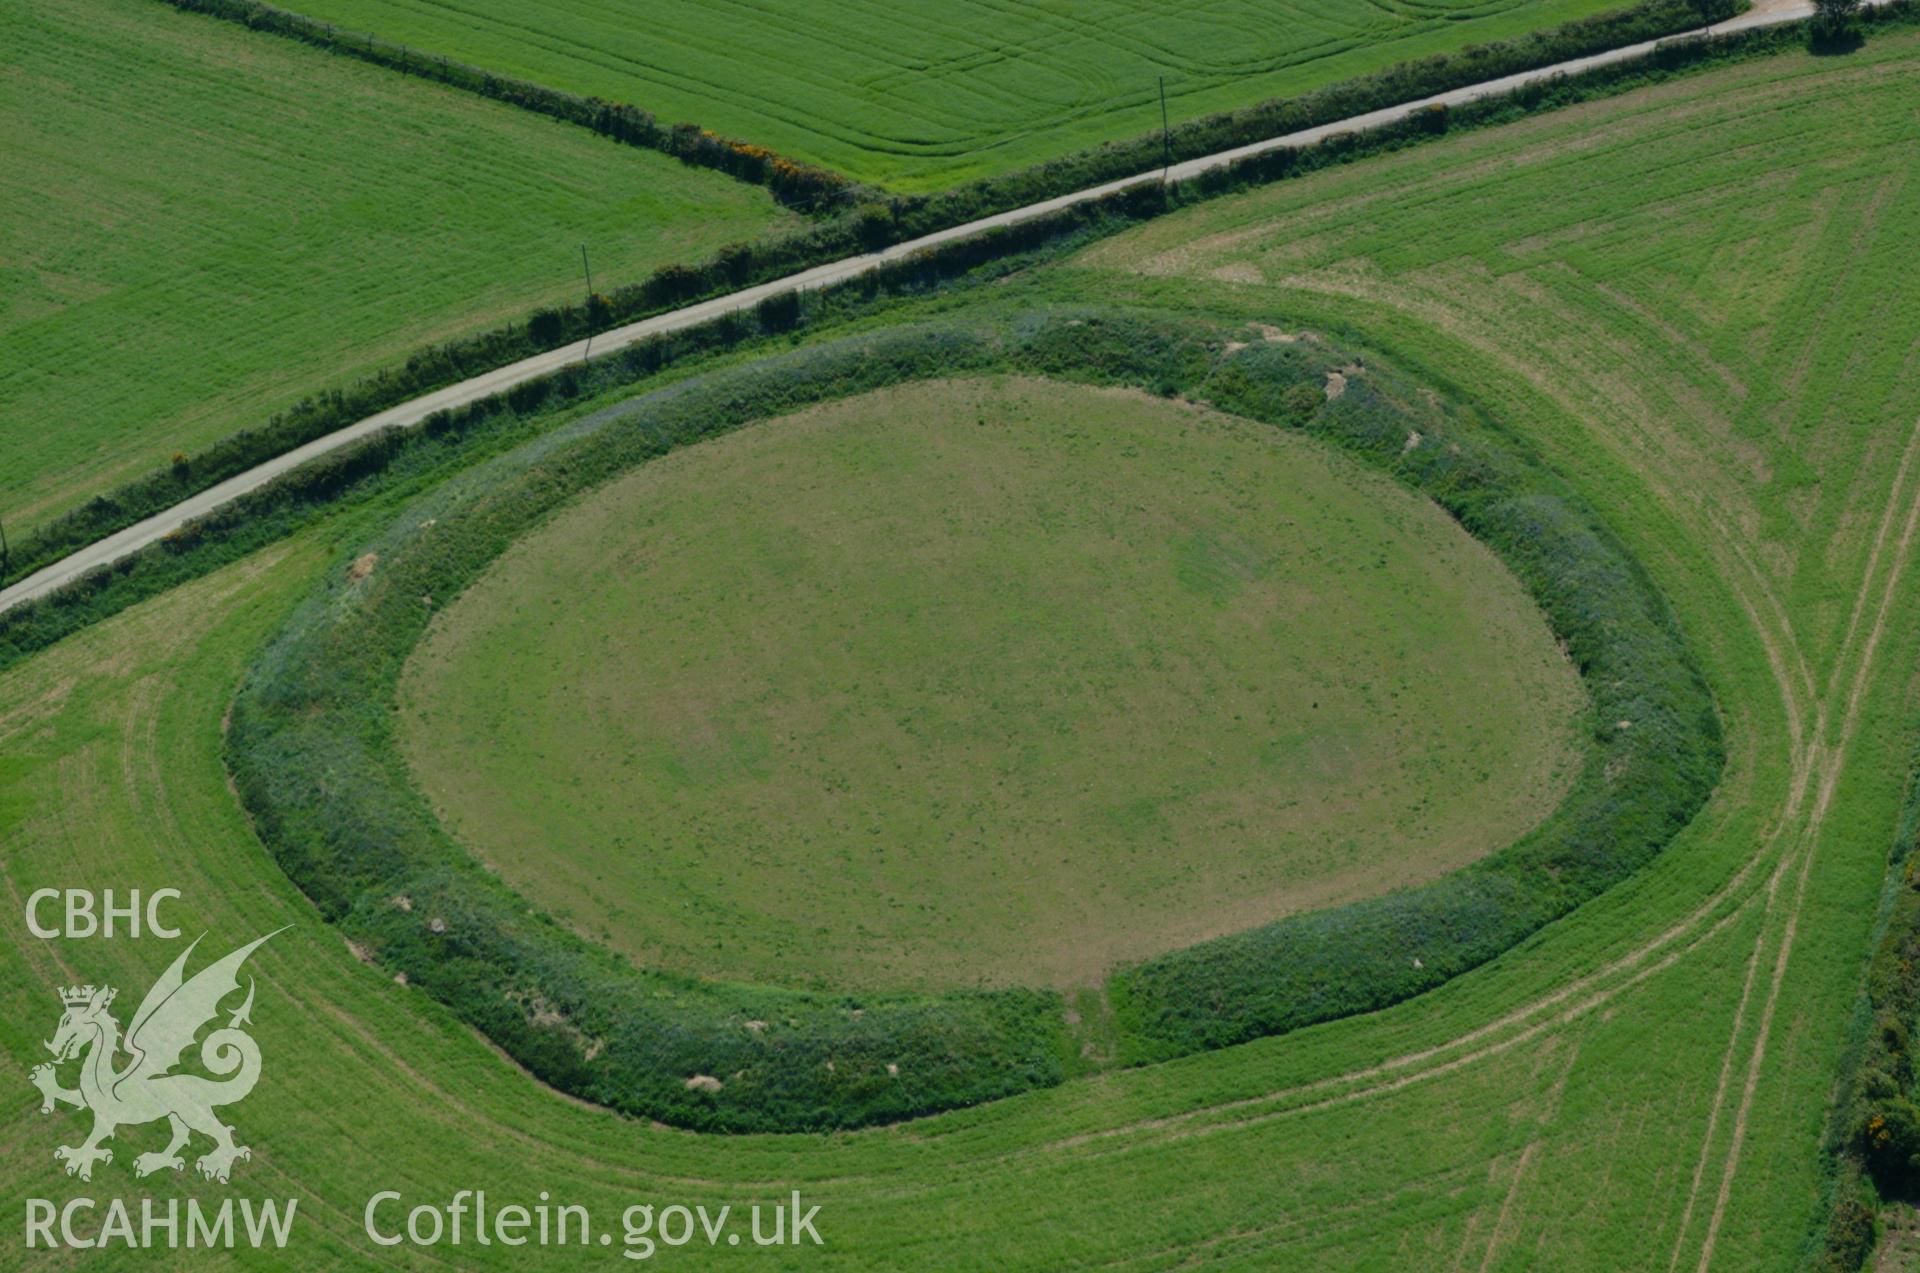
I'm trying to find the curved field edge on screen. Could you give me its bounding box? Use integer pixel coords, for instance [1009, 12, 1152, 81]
[223, 307, 1720, 1131]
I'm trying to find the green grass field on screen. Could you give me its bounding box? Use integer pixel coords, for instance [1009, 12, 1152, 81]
[397, 375, 1582, 992]
[0, 0, 790, 540]
[4, 23, 1920, 1272]
[266, 0, 1672, 190]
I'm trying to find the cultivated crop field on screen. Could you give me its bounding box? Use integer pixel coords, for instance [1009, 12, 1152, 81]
[4, 3, 1920, 1270]
[0, 0, 789, 539]
[398, 375, 1582, 991]
[260, 0, 1673, 188]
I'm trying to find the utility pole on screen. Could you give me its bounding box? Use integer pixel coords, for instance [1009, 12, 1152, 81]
[580, 243, 595, 363]
[1159, 76, 1172, 181]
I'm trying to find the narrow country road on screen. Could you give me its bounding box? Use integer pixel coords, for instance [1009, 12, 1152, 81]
[0, 0, 1829, 617]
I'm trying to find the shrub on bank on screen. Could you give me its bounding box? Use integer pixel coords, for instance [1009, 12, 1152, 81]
[158, 0, 855, 211]
[1106, 339, 1721, 1058]
[1810, 747, 1920, 1268]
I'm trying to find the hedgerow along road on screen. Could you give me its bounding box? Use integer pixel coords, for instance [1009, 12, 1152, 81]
[0, 0, 1842, 618]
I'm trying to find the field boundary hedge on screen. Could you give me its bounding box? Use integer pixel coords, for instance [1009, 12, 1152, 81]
[1811, 746, 1920, 1270]
[155, 0, 856, 211]
[880, 0, 1735, 203]
[15, 0, 1905, 596]
[158, 0, 1731, 211]
[224, 310, 1720, 1130]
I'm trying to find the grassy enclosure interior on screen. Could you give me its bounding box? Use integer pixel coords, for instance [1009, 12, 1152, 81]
[0, 0, 791, 539]
[257, 0, 1682, 189]
[397, 374, 1585, 992]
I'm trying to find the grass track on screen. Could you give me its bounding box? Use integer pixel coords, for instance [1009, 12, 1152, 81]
[268, 0, 1673, 190]
[2, 27, 1918, 1271]
[0, 0, 789, 540]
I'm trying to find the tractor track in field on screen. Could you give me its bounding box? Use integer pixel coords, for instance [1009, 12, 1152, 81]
[949, 274, 1813, 1168]
[247, 270, 1891, 1238]
[1006, 440, 1890, 1257]
[0, 0, 1852, 620]
[1675, 414, 1920, 1271]
[935, 207, 1885, 1209]
[249, 175, 1858, 1236]
[8, 26, 1861, 1200]
[1131, 133, 1920, 1263]
[749, 169, 1848, 1207]
[1018, 409, 1918, 1258]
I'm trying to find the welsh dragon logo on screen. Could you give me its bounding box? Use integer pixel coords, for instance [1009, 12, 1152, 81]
[29, 930, 283, 1183]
